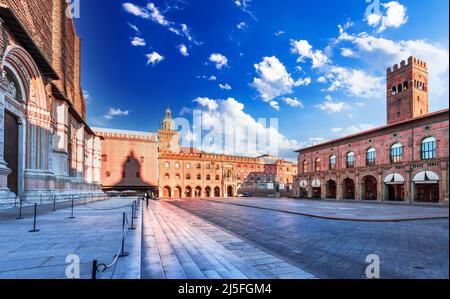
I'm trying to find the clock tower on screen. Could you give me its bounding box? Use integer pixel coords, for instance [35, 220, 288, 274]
[158, 108, 180, 153]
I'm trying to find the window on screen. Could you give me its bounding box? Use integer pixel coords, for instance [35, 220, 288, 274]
[329, 155, 337, 170]
[314, 158, 321, 172]
[215, 175, 220, 180]
[206, 175, 211, 181]
[164, 173, 170, 180]
[102, 155, 108, 162]
[392, 86, 397, 95]
[186, 174, 191, 180]
[302, 161, 309, 173]
[175, 174, 181, 180]
[216, 165, 220, 170]
[421, 137, 436, 160]
[366, 148, 376, 167]
[140, 156, 145, 163]
[197, 174, 202, 180]
[186, 163, 191, 169]
[106, 171, 111, 177]
[205, 164, 211, 170]
[175, 162, 180, 169]
[164, 162, 170, 169]
[197, 163, 201, 169]
[390, 143, 403, 163]
[346, 152, 355, 168]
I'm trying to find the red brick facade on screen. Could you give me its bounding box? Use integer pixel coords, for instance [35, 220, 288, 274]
[295, 57, 449, 204]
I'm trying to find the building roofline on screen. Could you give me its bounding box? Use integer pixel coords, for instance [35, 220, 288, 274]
[92, 127, 157, 138]
[295, 109, 449, 153]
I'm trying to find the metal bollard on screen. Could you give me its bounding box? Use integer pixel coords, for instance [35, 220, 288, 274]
[129, 205, 136, 230]
[92, 260, 98, 280]
[116, 213, 130, 257]
[16, 199, 24, 220]
[52, 195, 57, 212]
[68, 198, 75, 219]
[29, 203, 40, 233]
[133, 201, 138, 218]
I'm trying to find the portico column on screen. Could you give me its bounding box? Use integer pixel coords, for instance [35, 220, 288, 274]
[441, 162, 449, 204]
[0, 88, 12, 196]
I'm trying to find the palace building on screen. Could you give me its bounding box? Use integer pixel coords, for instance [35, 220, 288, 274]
[294, 57, 449, 204]
[0, 1, 102, 204]
[96, 109, 297, 198]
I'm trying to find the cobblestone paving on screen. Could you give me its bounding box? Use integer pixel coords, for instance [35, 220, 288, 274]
[169, 199, 449, 279]
[141, 200, 314, 279]
[0, 198, 141, 279]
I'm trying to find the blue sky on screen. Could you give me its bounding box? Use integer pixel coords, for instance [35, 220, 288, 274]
[75, 0, 449, 159]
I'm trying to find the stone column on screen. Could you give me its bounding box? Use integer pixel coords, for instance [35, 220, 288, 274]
[76, 125, 85, 179]
[93, 136, 102, 185]
[0, 88, 12, 198]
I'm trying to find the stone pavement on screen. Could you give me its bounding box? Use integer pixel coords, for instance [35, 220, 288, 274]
[209, 198, 449, 221]
[170, 199, 449, 279]
[141, 200, 314, 279]
[0, 197, 142, 279]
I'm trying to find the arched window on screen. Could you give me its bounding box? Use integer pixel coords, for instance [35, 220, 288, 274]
[314, 158, 321, 172]
[206, 175, 211, 181]
[366, 148, 376, 166]
[197, 174, 202, 180]
[175, 173, 181, 180]
[421, 137, 436, 160]
[164, 162, 170, 169]
[186, 174, 191, 180]
[106, 171, 111, 177]
[398, 84, 403, 93]
[390, 143, 403, 163]
[186, 163, 191, 169]
[205, 164, 211, 170]
[392, 86, 397, 95]
[102, 154, 108, 162]
[302, 161, 309, 173]
[3, 66, 24, 102]
[215, 175, 220, 180]
[216, 164, 220, 170]
[197, 163, 202, 169]
[140, 156, 145, 163]
[175, 162, 180, 169]
[329, 155, 337, 170]
[403, 81, 408, 90]
[346, 152, 355, 168]
[164, 173, 170, 180]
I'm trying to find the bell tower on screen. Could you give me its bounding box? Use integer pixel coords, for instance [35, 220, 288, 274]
[158, 108, 180, 153]
[386, 56, 429, 125]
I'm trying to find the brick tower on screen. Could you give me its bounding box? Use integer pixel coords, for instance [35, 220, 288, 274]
[157, 108, 180, 153]
[386, 56, 429, 125]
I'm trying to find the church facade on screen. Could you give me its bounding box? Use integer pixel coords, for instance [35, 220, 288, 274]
[0, 1, 102, 205]
[294, 57, 449, 204]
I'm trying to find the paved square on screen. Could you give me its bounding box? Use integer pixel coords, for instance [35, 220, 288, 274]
[169, 198, 449, 279]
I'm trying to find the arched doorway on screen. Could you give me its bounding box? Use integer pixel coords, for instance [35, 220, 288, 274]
[227, 186, 234, 197]
[195, 186, 202, 198]
[214, 187, 221, 197]
[205, 187, 212, 198]
[413, 171, 440, 203]
[299, 180, 308, 198]
[326, 180, 337, 199]
[174, 186, 182, 198]
[342, 178, 355, 200]
[384, 173, 405, 201]
[163, 186, 171, 198]
[362, 176, 377, 200]
[312, 179, 321, 199]
[3, 111, 19, 195]
[185, 186, 192, 198]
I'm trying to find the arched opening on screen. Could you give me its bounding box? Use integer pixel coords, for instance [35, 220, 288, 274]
[325, 179, 337, 199]
[205, 187, 212, 198]
[3, 111, 19, 194]
[163, 186, 172, 198]
[413, 171, 440, 203]
[214, 187, 221, 197]
[362, 176, 377, 200]
[174, 186, 182, 198]
[185, 186, 192, 198]
[195, 186, 202, 197]
[384, 173, 405, 202]
[227, 186, 234, 197]
[421, 137, 437, 160]
[342, 178, 355, 200]
[299, 180, 308, 198]
[312, 179, 321, 199]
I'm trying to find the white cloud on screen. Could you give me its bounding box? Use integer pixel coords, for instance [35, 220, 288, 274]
[251, 56, 308, 102]
[326, 66, 384, 98]
[341, 48, 354, 57]
[236, 22, 247, 30]
[131, 36, 146, 46]
[189, 97, 301, 157]
[366, 1, 408, 33]
[356, 102, 366, 107]
[315, 95, 349, 113]
[219, 83, 232, 90]
[269, 101, 280, 111]
[178, 44, 189, 56]
[317, 76, 327, 83]
[209, 75, 217, 81]
[331, 124, 376, 136]
[275, 30, 285, 36]
[146, 51, 164, 65]
[283, 97, 304, 108]
[234, 0, 256, 20]
[209, 53, 229, 69]
[123, 3, 150, 18]
[104, 108, 131, 120]
[194, 97, 219, 110]
[290, 39, 330, 68]
[336, 30, 449, 99]
[128, 23, 140, 34]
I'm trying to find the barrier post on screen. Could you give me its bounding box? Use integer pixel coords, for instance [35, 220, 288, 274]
[68, 197, 75, 219]
[92, 260, 98, 280]
[16, 199, 24, 220]
[116, 213, 129, 257]
[129, 204, 136, 230]
[29, 204, 40, 233]
[53, 195, 57, 212]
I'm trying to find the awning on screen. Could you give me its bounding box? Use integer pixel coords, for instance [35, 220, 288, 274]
[413, 171, 440, 184]
[312, 179, 321, 188]
[0, 5, 58, 80]
[299, 180, 308, 188]
[384, 173, 405, 185]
